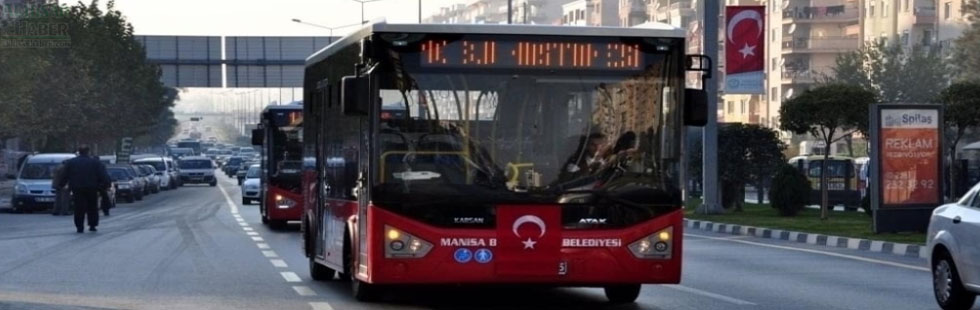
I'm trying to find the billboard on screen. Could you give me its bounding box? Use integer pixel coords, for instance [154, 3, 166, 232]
[880, 109, 941, 205]
[724, 6, 765, 94]
[870, 105, 944, 233]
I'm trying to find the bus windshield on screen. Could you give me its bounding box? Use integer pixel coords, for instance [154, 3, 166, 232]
[370, 49, 682, 206]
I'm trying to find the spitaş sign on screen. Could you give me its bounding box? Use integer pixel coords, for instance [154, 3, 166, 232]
[880, 109, 941, 205]
[870, 105, 944, 233]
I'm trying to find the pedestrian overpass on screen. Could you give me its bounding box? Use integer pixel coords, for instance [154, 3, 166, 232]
[136, 35, 335, 88]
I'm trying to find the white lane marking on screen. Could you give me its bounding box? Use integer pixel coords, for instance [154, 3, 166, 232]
[292, 286, 317, 296]
[246, 232, 259, 236]
[217, 184, 240, 214]
[271, 259, 288, 268]
[309, 302, 335, 310]
[262, 250, 278, 258]
[257, 243, 270, 249]
[243, 227, 254, 231]
[252, 237, 264, 242]
[664, 285, 757, 306]
[685, 233, 929, 272]
[239, 222, 249, 227]
[281, 272, 302, 282]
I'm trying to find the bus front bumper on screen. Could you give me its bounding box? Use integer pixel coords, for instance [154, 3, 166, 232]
[363, 207, 683, 285]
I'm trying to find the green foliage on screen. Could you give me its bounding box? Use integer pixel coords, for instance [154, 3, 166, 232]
[939, 81, 980, 143]
[769, 164, 811, 217]
[780, 84, 877, 219]
[938, 81, 980, 197]
[0, 1, 176, 152]
[953, 0, 980, 81]
[826, 40, 946, 104]
[718, 124, 787, 210]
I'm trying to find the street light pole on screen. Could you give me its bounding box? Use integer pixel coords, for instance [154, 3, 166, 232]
[348, 0, 384, 24]
[507, 0, 513, 24]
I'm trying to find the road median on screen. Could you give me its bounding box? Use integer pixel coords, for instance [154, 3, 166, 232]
[685, 199, 927, 259]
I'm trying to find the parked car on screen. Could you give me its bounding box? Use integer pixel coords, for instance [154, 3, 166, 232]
[107, 164, 145, 201]
[107, 166, 138, 203]
[928, 182, 980, 310]
[134, 157, 176, 190]
[136, 164, 161, 194]
[11, 153, 75, 213]
[178, 156, 217, 186]
[241, 164, 261, 205]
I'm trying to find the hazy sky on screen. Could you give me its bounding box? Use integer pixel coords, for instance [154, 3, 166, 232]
[111, 0, 471, 36]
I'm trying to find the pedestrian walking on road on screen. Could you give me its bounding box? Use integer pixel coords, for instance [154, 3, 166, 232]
[51, 161, 72, 216]
[57, 145, 111, 233]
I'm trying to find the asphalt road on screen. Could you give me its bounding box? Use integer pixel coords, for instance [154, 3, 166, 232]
[0, 174, 963, 310]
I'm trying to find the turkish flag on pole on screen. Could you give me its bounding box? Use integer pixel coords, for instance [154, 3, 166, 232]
[725, 6, 766, 94]
[495, 205, 562, 277]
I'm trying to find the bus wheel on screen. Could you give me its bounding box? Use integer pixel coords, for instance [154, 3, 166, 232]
[604, 284, 641, 303]
[309, 257, 335, 281]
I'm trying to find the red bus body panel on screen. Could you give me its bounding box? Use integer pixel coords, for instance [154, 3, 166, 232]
[361, 206, 683, 285]
[264, 186, 303, 221]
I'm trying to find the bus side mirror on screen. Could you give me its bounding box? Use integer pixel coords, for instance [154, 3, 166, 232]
[684, 88, 708, 127]
[342, 76, 369, 116]
[251, 129, 263, 146]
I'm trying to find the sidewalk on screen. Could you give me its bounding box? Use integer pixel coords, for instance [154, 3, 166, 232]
[0, 179, 12, 209]
[684, 218, 927, 259]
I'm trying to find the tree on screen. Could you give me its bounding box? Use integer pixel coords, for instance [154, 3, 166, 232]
[825, 40, 946, 104]
[938, 81, 980, 198]
[718, 124, 786, 211]
[952, 0, 980, 81]
[0, 1, 174, 152]
[780, 84, 877, 220]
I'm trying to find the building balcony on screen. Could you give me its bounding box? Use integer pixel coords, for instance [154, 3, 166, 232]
[783, 5, 859, 24]
[781, 36, 859, 54]
[912, 6, 936, 25]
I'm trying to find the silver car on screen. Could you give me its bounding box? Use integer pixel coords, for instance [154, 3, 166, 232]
[928, 182, 980, 310]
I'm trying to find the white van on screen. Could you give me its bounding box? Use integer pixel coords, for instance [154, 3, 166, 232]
[177, 156, 216, 186]
[134, 157, 177, 190]
[12, 153, 75, 213]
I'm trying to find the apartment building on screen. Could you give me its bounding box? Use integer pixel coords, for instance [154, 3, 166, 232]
[561, 0, 619, 26]
[863, 0, 937, 47]
[937, 0, 972, 52]
[426, 0, 564, 25]
[765, 0, 861, 131]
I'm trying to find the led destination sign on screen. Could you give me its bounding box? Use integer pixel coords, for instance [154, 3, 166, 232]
[418, 37, 653, 71]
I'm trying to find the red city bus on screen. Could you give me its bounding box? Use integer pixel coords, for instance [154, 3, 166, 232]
[251, 104, 304, 229]
[300, 22, 708, 303]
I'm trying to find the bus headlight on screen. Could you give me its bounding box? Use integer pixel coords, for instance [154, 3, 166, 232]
[384, 225, 432, 258]
[628, 227, 673, 259]
[275, 195, 296, 209]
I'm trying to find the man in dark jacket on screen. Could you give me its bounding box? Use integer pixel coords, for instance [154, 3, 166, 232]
[57, 145, 111, 233]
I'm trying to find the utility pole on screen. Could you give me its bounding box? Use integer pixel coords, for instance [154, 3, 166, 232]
[699, 0, 722, 214]
[418, 0, 422, 23]
[507, 0, 513, 24]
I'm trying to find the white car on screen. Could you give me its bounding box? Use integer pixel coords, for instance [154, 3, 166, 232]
[134, 157, 177, 190]
[241, 164, 261, 205]
[928, 182, 980, 310]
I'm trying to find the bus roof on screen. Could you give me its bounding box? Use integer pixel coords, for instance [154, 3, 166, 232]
[261, 104, 302, 115]
[307, 20, 687, 66]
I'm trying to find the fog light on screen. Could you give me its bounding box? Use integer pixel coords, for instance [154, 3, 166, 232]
[390, 240, 405, 251]
[387, 229, 400, 240]
[658, 231, 671, 242]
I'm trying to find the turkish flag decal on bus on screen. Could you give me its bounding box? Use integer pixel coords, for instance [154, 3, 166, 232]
[495, 205, 562, 276]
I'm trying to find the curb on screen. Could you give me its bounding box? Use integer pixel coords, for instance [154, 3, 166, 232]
[683, 219, 928, 259]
